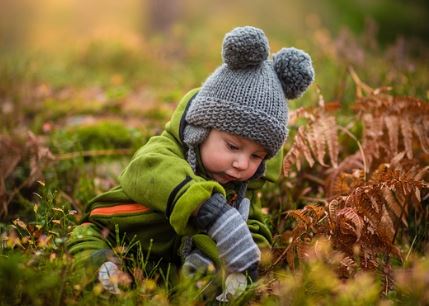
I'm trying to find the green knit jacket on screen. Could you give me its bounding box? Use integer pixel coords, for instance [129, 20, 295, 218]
[67, 88, 283, 268]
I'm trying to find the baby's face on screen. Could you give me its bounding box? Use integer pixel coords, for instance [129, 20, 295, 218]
[199, 129, 267, 184]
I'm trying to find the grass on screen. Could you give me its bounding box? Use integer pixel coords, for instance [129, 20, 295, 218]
[1, 1, 428, 304]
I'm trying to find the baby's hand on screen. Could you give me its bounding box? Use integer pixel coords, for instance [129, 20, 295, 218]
[98, 261, 121, 294]
[182, 249, 215, 277]
[195, 193, 261, 273]
[237, 197, 250, 221]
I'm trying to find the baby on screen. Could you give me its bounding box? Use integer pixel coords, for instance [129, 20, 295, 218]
[67, 25, 314, 294]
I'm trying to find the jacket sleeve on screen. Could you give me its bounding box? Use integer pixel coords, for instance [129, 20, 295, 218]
[118, 131, 225, 236]
[246, 147, 284, 247]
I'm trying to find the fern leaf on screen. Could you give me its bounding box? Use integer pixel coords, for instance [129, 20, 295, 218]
[328, 199, 342, 221]
[321, 114, 339, 167]
[399, 116, 413, 159]
[283, 146, 300, 174]
[379, 205, 395, 243]
[288, 210, 311, 227]
[384, 115, 399, 155]
[286, 245, 296, 271]
[390, 151, 406, 166]
[413, 120, 429, 154]
[306, 204, 327, 221]
[336, 207, 364, 241]
[297, 128, 315, 167]
[297, 242, 310, 262]
[413, 188, 421, 204]
[382, 187, 408, 226]
[306, 123, 323, 165]
[414, 165, 429, 181]
[368, 194, 380, 214]
[339, 256, 357, 278]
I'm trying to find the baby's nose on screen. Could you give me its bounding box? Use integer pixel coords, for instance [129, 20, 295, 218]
[232, 154, 249, 170]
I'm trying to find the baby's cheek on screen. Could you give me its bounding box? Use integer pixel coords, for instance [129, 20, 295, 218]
[243, 165, 258, 180]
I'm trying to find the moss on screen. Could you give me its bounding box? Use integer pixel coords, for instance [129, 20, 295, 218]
[50, 120, 148, 153]
[142, 107, 171, 122]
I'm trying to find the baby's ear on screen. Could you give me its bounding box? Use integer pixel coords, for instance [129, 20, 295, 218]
[273, 47, 315, 99]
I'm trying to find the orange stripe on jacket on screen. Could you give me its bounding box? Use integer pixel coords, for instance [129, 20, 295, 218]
[90, 203, 150, 217]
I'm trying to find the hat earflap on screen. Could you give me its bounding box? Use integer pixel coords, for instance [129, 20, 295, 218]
[273, 47, 315, 99]
[183, 124, 210, 172]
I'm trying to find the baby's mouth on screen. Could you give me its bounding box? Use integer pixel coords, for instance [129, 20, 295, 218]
[221, 173, 239, 182]
[210, 172, 239, 184]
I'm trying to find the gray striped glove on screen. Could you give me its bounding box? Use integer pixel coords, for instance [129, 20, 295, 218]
[237, 197, 250, 221]
[98, 261, 121, 294]
[195, 193, 260, 273]
[183, 249, 214, 277]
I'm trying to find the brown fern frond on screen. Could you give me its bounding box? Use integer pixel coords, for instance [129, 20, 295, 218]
[379, 205, 395, 242]
[328, 198, 340, 221]
[370, 163, 396, 184]
[283, 144, 301, 173]
[286, 245, 297, 271]
[296, 127, 315, 168]
[284, 101, 340, 175]
[306, 123, 326, 166]
[279, 76, 428, 283]
[325, 153, 366, 197]
[287, 210, 311, 227]
[353, 93, 429, 167]
[384, 115, 399, 155]
[414, 165, 429, 181]
[390, 151, 406, 166]
[297, 240, 311, 262]
[329, 173, 352, 196]
[382, 187, 407, 226]
[338, 255, 357, 279]
[399, 116, 413, 159]
[335, 207, 364, 241]
[305, 204, 327, 221]
[321, 114, 339, 167]
[413, 120, 429, 154]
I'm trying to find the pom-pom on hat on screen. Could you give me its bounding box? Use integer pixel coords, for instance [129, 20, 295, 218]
[185, 26, 314, 161]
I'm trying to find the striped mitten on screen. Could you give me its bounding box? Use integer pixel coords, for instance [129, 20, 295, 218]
[98, 261, 121, 294]
[183, 249, 214, 277]
[237, 197, 250, 221]
[195, 193, 260, 273]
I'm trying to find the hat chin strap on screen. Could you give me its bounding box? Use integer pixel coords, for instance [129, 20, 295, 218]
[183, 124, 210, 172]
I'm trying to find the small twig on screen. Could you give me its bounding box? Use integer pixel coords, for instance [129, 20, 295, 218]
[337, 125, 368, 181]
[4, 175, 37, 214]
[348, 66, 374, 97]
[404, 235, 418, 264]
[58, 191, 81, 214]
[299, 196, 328, 204]
[193, 280, 214, 300]
[391, 191, 406, 247]
[273, 244, 292, 267]
[302, 173, 326, 186]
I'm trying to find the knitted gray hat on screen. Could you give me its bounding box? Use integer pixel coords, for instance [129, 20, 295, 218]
[184, 26, 314, 171]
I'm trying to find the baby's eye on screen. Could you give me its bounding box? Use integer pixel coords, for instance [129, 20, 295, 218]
[226, 142, 239, 151]
[251, 154, 264, 160]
